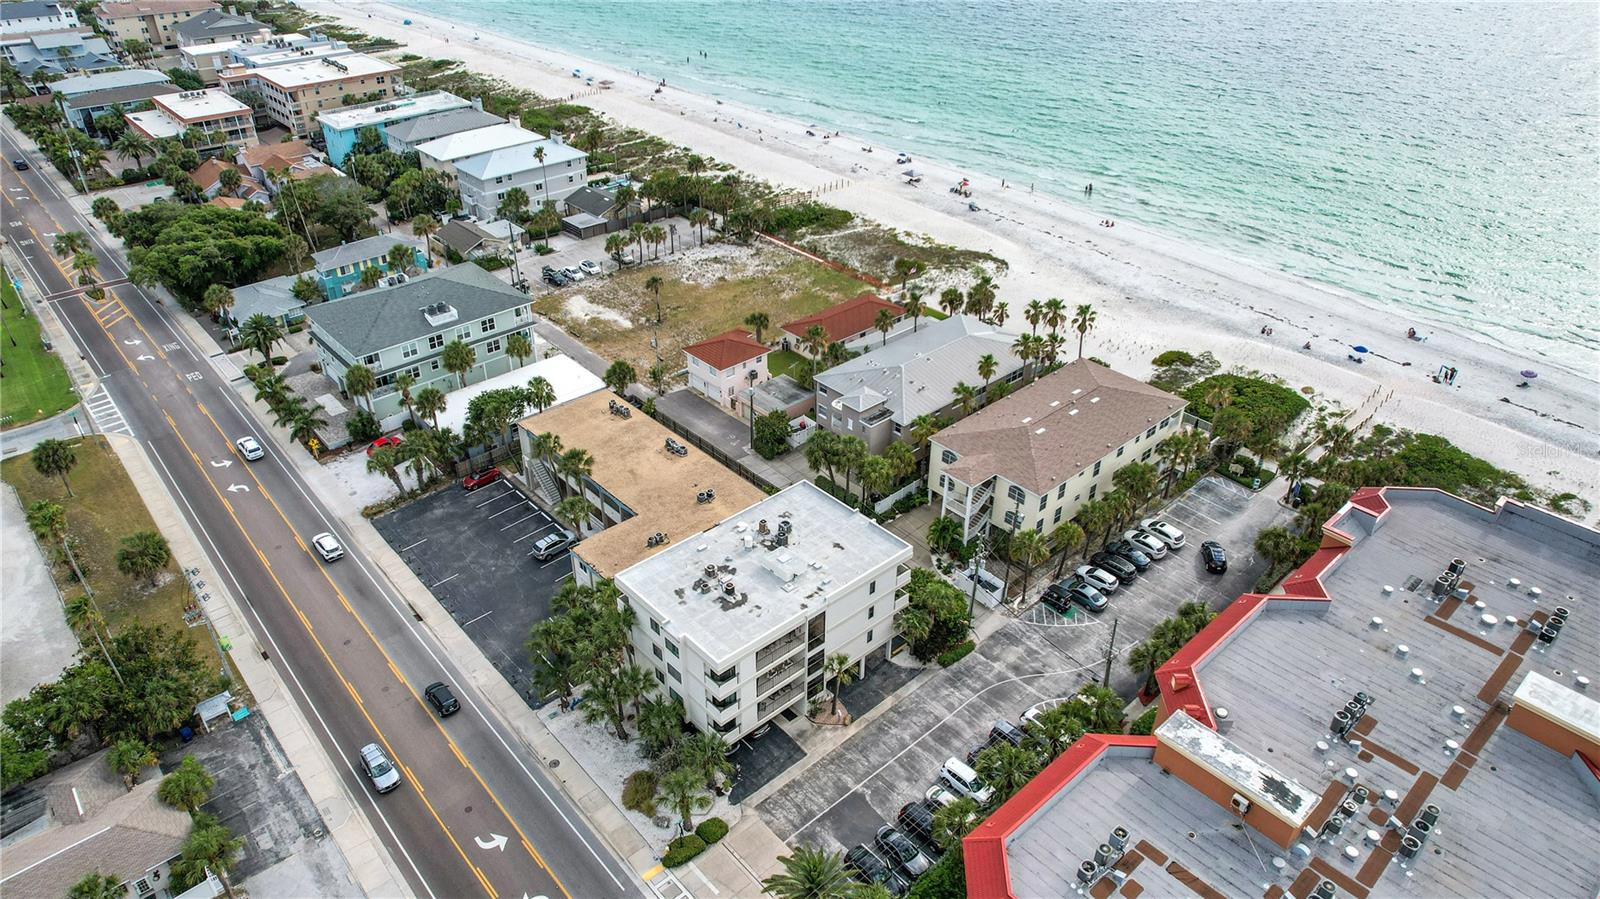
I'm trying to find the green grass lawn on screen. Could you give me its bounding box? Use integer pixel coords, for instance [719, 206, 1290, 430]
[2, 436, 224, 674]
[1, 269, 78, 429]
[767, 348, 809, 380]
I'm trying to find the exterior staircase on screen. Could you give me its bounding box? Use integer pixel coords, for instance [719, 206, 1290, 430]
[531, 459, 561, 505]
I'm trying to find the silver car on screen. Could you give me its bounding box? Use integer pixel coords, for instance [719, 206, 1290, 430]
[1139, 517, 1187, 549]
[560, 265, 585, 282]
[1074, 564, 1120, 594]
[1122, 529, 1168, 559]
[578, 259, 603, 276]
[358, 742, 401, 793]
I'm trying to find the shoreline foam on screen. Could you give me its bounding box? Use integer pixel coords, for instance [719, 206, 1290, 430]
[313, 1, 1599, 515]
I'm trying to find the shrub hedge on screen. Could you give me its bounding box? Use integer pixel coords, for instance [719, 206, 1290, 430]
[622, 770, 657, 817]
[662, 834, 706, 868]
[937, 640, 976, 667]
[695, 817, 728, 845]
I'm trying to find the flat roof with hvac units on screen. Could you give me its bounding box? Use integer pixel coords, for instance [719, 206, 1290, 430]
[963, 486, 1600, 899]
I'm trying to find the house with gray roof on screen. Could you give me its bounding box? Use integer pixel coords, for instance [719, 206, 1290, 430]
[928, 359, 1187, 541]
[310, 233, 427, 299]
[305, 264, 537, 426]
[173, 7, 265, 46]
[49, 66, 170, 97]
[383, 106, 504, 156]
[229, 272, 306, 326]
[813, 314, 1023, 455]
[59, 78, 180, 133]
[0, 29, 119, 78]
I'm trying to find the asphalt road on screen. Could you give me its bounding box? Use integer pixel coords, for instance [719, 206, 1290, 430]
[1, 131, 640, 899]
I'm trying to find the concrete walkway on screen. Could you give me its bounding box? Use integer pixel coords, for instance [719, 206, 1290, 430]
[0, 406, 86, 459]
[0, 483, 79, 705]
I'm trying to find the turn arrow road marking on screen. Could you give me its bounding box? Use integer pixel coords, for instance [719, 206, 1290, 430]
[474, 833, 508, 852]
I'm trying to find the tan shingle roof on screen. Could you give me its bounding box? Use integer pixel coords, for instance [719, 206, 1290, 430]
[935, 360, 1186, 493]
[0, 779, 192, 899]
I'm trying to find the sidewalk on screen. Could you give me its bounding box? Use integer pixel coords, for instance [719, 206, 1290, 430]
[109, 432, 412, 899]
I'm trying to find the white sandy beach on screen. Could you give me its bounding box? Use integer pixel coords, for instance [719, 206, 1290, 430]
[314, 1, 1598, 514]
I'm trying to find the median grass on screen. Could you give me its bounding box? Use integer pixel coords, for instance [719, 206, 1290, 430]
[2, 436, 221, 672]
[1, 269, 77, 429]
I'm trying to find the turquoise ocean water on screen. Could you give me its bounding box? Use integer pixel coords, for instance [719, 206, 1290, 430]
[396, 1, 1598, 368]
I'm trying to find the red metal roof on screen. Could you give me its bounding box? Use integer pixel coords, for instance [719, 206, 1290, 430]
[780, 293, 903, 343]
[963, 734, 1158, 899]
[683, 328, 767, 370]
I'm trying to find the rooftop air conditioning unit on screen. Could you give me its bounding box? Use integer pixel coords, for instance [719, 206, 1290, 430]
[1230, 793, 1251, 815]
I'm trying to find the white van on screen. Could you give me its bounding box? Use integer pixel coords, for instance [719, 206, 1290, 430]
[940, 756, 995, 805]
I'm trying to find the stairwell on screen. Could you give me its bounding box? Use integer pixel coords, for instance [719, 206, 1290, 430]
[531, 459, 561, 505]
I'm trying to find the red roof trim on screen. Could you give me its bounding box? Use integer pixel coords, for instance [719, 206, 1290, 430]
[1349, 486, 1390, 516]
[963, 734, 1157, 899]
[779, 293, 903, 342]
[683, 328, 766, 369]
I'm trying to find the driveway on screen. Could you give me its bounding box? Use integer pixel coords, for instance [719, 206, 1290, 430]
[755, 476, 1290, 855]
[372, 480, 573, 703]
[0, 483, 77, 704]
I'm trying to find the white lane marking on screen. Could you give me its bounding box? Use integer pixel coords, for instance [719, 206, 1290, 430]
[488, 499, 530, 519]
[210, 459, 233, 468]
[512, 522, 558, 544]
[226, 484, 250, 493]
[462, 610, 494, 627]
[499, 510, 540, 530]
[398, 537, 429, 553]
[431, 573, 459, 588]
[476, 488, 520, 509]
[536, 552, 571, 567]
[82, 387, 132, 436]
[144, 445, 440, 899]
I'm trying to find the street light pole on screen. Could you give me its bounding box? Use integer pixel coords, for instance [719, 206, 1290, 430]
[1101, 617, 1119, 688]
[61, 538, 124, 686]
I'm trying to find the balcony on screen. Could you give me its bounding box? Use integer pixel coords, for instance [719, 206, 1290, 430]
[756, 650, 804, 696]
[706, 665, 737, 687]
[707, 690, 738, 712]
[757, 677, 805, 720]
[755, 626, 804, 671]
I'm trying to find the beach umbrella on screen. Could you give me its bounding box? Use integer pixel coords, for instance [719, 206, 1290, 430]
[1352, 345, 1369, 354]
[902, 169, 919, 177]
[1520, 369, 1538, 380]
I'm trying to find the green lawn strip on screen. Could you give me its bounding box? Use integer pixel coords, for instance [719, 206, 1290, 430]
[2, 436, 227, 676]
[1, 268, 78, 429]
[766, 349, 808, 380]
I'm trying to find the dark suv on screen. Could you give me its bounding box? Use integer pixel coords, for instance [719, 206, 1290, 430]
[1090, 551, 1139, 583]
[1103, 540, 1153, 571]
[844, 845, 908, 896]
[424, 681, 460, 717]
[896, 800, 939, 848]
[1201, 540, 1228, 573]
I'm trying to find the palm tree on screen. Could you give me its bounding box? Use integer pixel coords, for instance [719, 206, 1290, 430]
[505, 332, 534, 368]
[874, 307, 896, 346]
[1071, 303, 1097, 360]
[527, 375, 556, 413]
[1127, 632, 1176, 696]
[31, 438, 77, 496]
[68, 872, 126, 899]
[951, 381, 978, 415]
[202, 284, 236, 327]
[238, 314, 285, 367]
[895, 604, 933, 646]
[117, 530, 171, 586]
[553, 495, 595, 535]
[744, 311, 770, 344]
[158, 755, 215, 814]
[835, 435, 866, 498]
[939, 287, 964, 317]
[803, 428, 838, 483]
[931, 796, 983, 853]
[823, 652, 855, 718]
[603, 360, 636, 394]
[367, 445, 404, 493]
[1024, 299, 1045, 334]
[412, 214, 440, 267]
[977, 352, 998, 394]
[903, 286, 926, 332]
[908, 414, 942, 452]
[628, 221, 647, 263]
[1008, 527, 1049, 602]
[643, 274, 665, 323]
[974, 741, 1041, 803]
[762, 847, 855, 899]
[678, 731, 735, 794]
[25, 499, 67, 544]
[342, 363, 376, 413]
[530, 431, 564, 475]
[687, 208, 710, 243]
[1023, 703, 1085, 760]
[1112, 462, 1159, 512]
[171, 813, 243, 899]
[647, 224, 667, 259]
[71, 250, 98, 285]
[1050, 520, 1085, 578]
[414, 386, 447, 427]
[107, 738, 156, 790]
[442, 339, 476, 389]
[555, 446, 594, 497]
[1075, 498, 1117, 558]
[113, 129, 153, 168]
[53, 230, 89, 258]
[393, 372, 417, 425]
[497, 186, 530, 223]
[659, 767, 713, 833]
[1043, 297, 1068, 339]
[288, 404, 327, 448]
[219, 166, 242, 195]
[644, 363, 671, 396]
[927, 514, 964, 557]
[359, 266, 385, 291]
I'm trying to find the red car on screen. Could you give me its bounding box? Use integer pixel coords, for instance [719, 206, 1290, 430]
[367, 436, 403, 455]
[463, 467, 502, 490]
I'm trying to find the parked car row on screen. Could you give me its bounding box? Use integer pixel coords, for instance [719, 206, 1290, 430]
[1037, 518, 1213, 618]
[541, 259, 606, 287]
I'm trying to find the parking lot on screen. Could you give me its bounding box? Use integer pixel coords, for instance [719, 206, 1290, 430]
[756, 476, 1292, 857]
[372, 481, 572, 702]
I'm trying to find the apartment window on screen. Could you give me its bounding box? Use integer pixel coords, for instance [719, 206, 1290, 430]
[1142, 448, 1153, 461]
[485, 337, 502, 354]
[665, 639, 679, 658]
[400, 341, 419, 359]
[655, 669, 665, 684]
[362, 353, 379, 366]
[650, 618, 660, 634]
[1038, 494, 1047, 511]
[480, 318, 497, 334]
[1007, 484, 1024, 503]
[457, 326, 471, 340]
[1088, 484, 1098, 498]
[1053, 507, 1063, 524]
[668, 664, 680, 683]
[428, 333, 444, 350]
[404, 365, 421, 380]
[1146, 425, 1158, 439]
[652, 644, 662, 660]
[869, 581, 877, 595]
[430, 360, 440, 371]
[1004, 510, 1019, 527]
[1092, 460, 1102, 476]
[1116, 446, 1125, 457]
[515, 306, 528, 319]
[866, 629, 873, 644]
[868, 605, 875, 620]
[669, 688, 681, 704]
[1057, 483, 1066, 500]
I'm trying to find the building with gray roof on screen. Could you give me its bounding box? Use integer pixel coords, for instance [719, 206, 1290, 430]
[49, 66, 170, 97]
[964, 485, 1600, 899]
[304, 263, 535, 426]
[59, 79, 180, 133]
[813, 313, 1022, 455]
[0, 28, 118, 77]
[229, 273, 305, 327]
[383, 106, 504, 155]
[172, 7, 265, 45]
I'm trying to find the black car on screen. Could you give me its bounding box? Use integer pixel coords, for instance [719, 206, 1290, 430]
[844, 845, 908, 896]
[989, 719, 1025, 748]
[896, 800, 938, 848]
[875, 825, 932, 878]
[1090, 552, 1139, 582]
[424, 681, 460, 716]
[1201, 540, 1228, 573]
[1103, 540, 1153, 571]
[11, 158, 29, 170]
[543, 270, 569, 287]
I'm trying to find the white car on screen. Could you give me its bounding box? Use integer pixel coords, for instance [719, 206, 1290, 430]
[1074, 564, 1120, 594]
[1139, 518, 1187, 550]
[924, 783, 960, 808]
[578, 259, 603, 276]
[1123, 529, 1168, 559]
[618, 250, 636, 265]
[560, 265, 585, 282]
[939, 757, 995, 806]
[311, 532, 344, 562]
[234, 435, 264, 461]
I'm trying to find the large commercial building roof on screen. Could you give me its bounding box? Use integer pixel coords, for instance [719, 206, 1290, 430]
[152, 87, 249, 121]
[452, 138, 586, 181]
[815, 314, 1021, 425]
[964, 486, 1600, 899]
[222, 51, 396, 89]
[615, 481, 911, 665]
[933, 360, 1186, 493]
[304, 263, 527, 358]
[415, 122, 542, 164]
[519, 391, 764, 579]
[316, 89, 470, 131]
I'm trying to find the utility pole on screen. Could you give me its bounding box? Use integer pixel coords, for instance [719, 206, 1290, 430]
[61, 538, 124, 686]
[1101, 617, 1119, 688]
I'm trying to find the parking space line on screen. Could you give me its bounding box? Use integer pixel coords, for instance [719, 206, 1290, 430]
[513, 522, 558, 543]
[535, 551, 570, 566]
[432, 573, 460, 588]
[499, 511, 541, 530]
[399, 537, 429, 552]
[488, 500, 532, 520]
[462, 609, 494, 627]
[475, 488, 519, 509]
